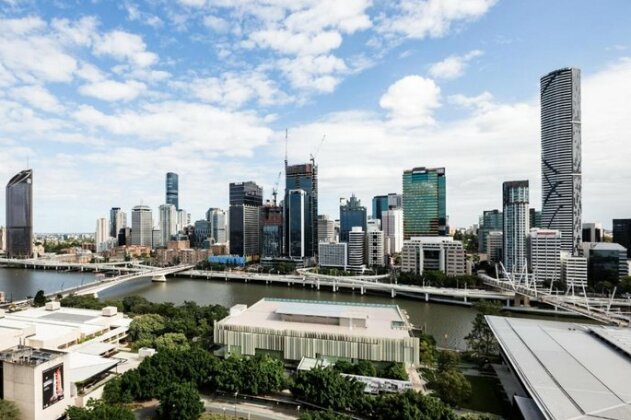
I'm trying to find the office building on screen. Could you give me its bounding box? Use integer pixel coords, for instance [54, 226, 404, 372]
[284, 163, 318, 258]
[401, 237, 465, 277]
[372, 193, 401, 224]
[348, 227, 365, 269]
[109, 208, 126, 239]
[192, 220, 212, 248]
[486, 316, 631, 420]
[382, 208, 403, 255]
[503, 181, 530, 275]
[478, 209, 503, 252]
[582, 222, 604, 243]
[340, 194, 367, 243]
[158, 204, 177, 247]
[117, 227, 131, 247]
[487, 231, 503, 264]
[366, 229, 385, 267]
[541, 68, 582, 256]
[583, 242, 628, 286]
[151, 228, 161, 249]
[176, 209, 189, 233]
[529, 228, 562, 285]
[95, 218, 108, 253]
[318, 242, 347, 269]
[402, 167, 446, 239]
[166, 172, 179, 209]
[214, 298, 419, 364]
[317, 215, 335, 244]
[562, 253, 588, 290]
[529, 208, 541, 229]
[261, 204, 283, 258]
[131, 205, 152, 247]
[612, 219, 631, 258]
[229, 181, 263, 258]
[206, 208, 227, 243]
[6, 169, 33, 258]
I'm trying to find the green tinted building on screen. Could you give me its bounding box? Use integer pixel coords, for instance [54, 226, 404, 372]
[402, 167, 446, 239]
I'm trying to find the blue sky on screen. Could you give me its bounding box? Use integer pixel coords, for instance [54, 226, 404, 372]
[0, 0, 630, 233]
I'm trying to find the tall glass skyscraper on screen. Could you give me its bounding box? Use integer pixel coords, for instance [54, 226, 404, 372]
[260, 204, 283, 258]
[541, 68, 582, 256]
[229, 181, 263, 257]
[166, 172, 179, 210]
[340, 194, 367, 243]
[288, 189, 306, 257]
[402, 167, 446, 239]
[502, 181, 530, 274]
[284, 163, 318, 257]
[6, 169, 33, 258]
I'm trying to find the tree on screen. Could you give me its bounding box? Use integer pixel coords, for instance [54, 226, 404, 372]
[371, 390, 459, 419]
[382, 361, 408, 380]
[66, 399, 134, 420]
[354, 359, 377, 377]
[156, 382, 204, 420]
[430, 370, 472, 407]
[299, 410, 351, 419]
[33, 290, 47, 307]
[0, 400, 20, 420]
[102, 376, 134, 404]
[464, 300, 502, 362]
[154, 332, 190, 352]
[291, 368, 366, 412]
[128, 313, 165, 343]
[437, 351, 460, 373]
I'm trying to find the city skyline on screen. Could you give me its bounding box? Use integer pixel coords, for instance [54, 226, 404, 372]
[1, 1, 631, 232]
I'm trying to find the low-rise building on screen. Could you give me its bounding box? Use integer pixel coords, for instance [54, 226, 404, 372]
[318, 242, 347, 269]
[401, 237, 465, 277]
[529, 228, 562, 285]
[562, 253, 588, 290]
[486, 231, 503, 264]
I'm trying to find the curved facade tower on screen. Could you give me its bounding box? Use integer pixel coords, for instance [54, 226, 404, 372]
[6, 169, 33, 258]
[166, 172, 179, 210]
[540, 68, 582, 256]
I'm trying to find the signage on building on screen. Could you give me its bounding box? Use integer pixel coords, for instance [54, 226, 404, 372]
[42, 364, 64, 409]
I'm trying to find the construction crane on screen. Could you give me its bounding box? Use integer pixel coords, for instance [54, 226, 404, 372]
[310, 134, 326, 163]
[272, 171, 282, 205]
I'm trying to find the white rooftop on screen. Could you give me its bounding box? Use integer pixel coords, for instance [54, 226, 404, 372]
[218, 298, 411, 339]
[486, 316, 631, 420]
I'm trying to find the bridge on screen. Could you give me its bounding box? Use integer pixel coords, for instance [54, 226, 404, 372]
[0, 256, 146, 274]
[478, 271, 631, 327]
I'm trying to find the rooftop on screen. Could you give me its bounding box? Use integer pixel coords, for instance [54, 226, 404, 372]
[0, 346, 65, 366]
[486, 316, 631, 420]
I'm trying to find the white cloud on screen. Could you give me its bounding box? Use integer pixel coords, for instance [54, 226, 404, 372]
[378, 0, 497, 40]
[79, 79, 147, 102]
[277, 54, 348, 93]
[203, 15, 231, 33]
[249, 30, 343, 56]
[10, 84, 64, 113]
[93, 30, 158, 68]
[379, 75, 441, 126]
[429, 49, 483, 80]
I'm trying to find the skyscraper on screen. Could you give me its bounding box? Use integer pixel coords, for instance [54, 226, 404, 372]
[402, 167, 446, 239]
[348, 227, 365, 268]
[503, 181, 530, 274]
[284, 163, 318, 258]
[372, 193, 402, 224]
[6, 169, 33, 258]
[159, 204, 177, 247]
[529, 228, 562, 285]
[541, 68, 582, 256]
[166, 172, 179, 210]
[260, 203, 283, 258]
[382, 208, 403, 254]
[478, 210, 503, 252]
[287, 189, 306, 257]
[206, 208, 227, 243]
[131, 205, 153, 247]
[613, 219, 631, 258]
[95, 217, 108, 253]
[340, 194, 367, 243]
[229, 181, 263, 258]
[109, 207, 126, 239]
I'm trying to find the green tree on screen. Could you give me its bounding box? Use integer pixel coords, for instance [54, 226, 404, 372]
[430, 370, 472, 407]
[299, 410, 351, 419]
[128, 313, 165, 343]
[0, 400, 20, 420]
[437, 350, 460, 373]
[464, 300, 502, 362]
[418, 334, 437, 366]
[102, 376, 133, 404]
[156, 382, 204, 420]
[33, 290, 47, 307]
[354, 359, 377, 377]
[291, 368, 366, 412]
[66, 399, 134, 419]
[382, 361, 408, 380]
[154, 332, 190, 352]
[371, 390, 458, 419]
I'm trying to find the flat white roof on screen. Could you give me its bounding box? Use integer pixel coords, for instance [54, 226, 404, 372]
[486, 316, 631, 420]
[219, 298, 411, 340]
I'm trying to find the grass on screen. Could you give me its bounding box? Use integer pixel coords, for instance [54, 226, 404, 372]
[461, 375, 509, 416]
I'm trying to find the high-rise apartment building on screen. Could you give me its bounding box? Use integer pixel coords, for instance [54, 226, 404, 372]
[529, 228, 562, 285]
[317, 215, 336, 244]
[478, 210, 503, 252]
[166, 172, 179, 209]
[348, 227, 365, 269]
[229, 181, 263, 258]
[6, 169, 33, 258]
[382, 208, 403, 254]
[340, 194, 367, 243]
[582, 222, 604, 243]
[159, 204, 177, 247]
[206, 208, 227, 243]
[260, 203, 283, 258]
[131, 205, 153, 247]
[613, 219, 631, 258]
[402, 167, 446, 239]
[366, 229, 385, 267]
[284, 163, 318, 258]
[541, 68, 582, 255]
[95, 217, 108, 253]
[109, 208, 126, 239]
[503, 181, 530, 274]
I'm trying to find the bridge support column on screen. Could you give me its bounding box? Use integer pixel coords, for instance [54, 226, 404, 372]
[464, 295, 468, 304]
[360, 286, 364, 295]
[425, 293, 429, 302]
[506, 299, 511, 307]
[514, 295, 530, 307]
[316, 279, 320, 290]
[391, 289, 396, 298]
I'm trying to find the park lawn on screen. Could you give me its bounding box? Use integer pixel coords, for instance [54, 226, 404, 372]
[461, 375, 509, 417]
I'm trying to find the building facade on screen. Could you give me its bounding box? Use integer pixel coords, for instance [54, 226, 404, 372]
[478, 209, 503, 253]
[382, 208, 403, 255]
[366, 229, 385, 267]
[348, 227, 365, 269]
[318, 242, 347, 269]
[229, 181, 263, 258]
[582, 222, 604, 243]
[166, 172, 179, 209]
[131, 205, 153, 247]
[284, 163, 318, 258]
[584, 243, 628, 287]
[529, 208, 542, 229]
[562, 254, 588, 290]
[487, 231, 503, 264]
[317, 215, 336, 244]
[6, 169, 33, 258]
[260, 204, 283, 258]
[402, 167, 446, 239]
[206, 208, 227, 244]
[503, 181, 530, 275]
[541, 68, 582, 256]
[193, 220, 212, 248]
[529, 228, 562, 285]
[95, 217, 108, 253]
[109, 207, 126, 239]
[340, 194, 367, 243]
[612, 219, 631, 258]
[401, 237, 465, 277]
[159, 203, 177, 247]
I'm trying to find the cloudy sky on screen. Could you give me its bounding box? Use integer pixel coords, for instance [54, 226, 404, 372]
[1, 0, 630, 233]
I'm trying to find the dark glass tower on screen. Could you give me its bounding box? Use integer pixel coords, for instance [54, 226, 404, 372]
[340, 194, 367, 243]
[6, 169, 33, 258]
[503, 181, 529, 274]
[613, 219, 631, 258]
[284, 163, 318, 258]
[541, 68, 582, 255]
[402, 167, 446, 239]
[229, 181, 263, 257]
[166, 172, 179, 210]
